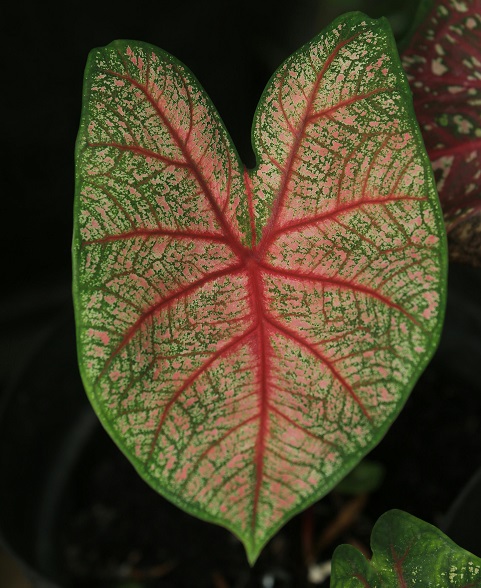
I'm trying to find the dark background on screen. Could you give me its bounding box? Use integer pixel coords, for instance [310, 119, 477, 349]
[5, 1, 480, 586]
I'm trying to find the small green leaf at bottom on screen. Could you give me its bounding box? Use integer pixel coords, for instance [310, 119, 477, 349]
[331, 509, 481, 587]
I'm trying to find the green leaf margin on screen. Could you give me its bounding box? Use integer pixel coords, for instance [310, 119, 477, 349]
[72, 11, 448, 564]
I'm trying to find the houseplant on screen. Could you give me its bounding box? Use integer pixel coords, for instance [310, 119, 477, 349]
[0, 0, 478, 584]
[73, 8, 446, 567]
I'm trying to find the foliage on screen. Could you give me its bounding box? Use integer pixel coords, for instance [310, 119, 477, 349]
[402, 0, 481, 266]
[74, 12, 446, 562]
[331, 509, 481, 587]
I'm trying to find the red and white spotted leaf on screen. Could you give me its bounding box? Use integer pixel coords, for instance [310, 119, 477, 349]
[402, 0, 481, 264]
[73, 13, 446, 563]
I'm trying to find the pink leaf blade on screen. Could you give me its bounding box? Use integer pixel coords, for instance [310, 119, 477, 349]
[74, 16, 447, 564]
[78, 40, 251, 252]
[252, 18, 410, 254]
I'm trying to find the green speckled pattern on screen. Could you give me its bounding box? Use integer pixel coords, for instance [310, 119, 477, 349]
[73, 13, 447, 563]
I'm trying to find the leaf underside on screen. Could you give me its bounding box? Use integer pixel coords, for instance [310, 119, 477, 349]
[73, 13, 446, 563]
[331, 509, 481, 587]
[402, 0, 481, 237]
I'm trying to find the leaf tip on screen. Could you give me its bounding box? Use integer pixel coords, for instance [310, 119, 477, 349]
[241, 536, 263, 567]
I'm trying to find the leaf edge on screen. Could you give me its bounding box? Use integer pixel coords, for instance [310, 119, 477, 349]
[72, 13, 449, 566]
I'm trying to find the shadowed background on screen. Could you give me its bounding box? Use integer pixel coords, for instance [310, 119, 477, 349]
[4, 1, 477, 587]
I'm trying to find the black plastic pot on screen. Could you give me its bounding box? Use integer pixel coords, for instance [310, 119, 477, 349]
[1, 265, 480, 587]
[0, 285, 91, 587]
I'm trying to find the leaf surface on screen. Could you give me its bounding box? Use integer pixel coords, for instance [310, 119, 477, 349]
[73, 13, 446, 562]
[402, 0, 481, 243]
[331, 509, 481, 587]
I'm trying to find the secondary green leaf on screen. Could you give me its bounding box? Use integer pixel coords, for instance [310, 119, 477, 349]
[331, 509, 481, 587]
[402, 0, 481, 265]
[73, 13, 446, 563]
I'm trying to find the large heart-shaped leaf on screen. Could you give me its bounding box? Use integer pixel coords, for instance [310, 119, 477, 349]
[402, 0, 481, 265]
[331, 509, 481, 587]
[73, 13, 446, 562]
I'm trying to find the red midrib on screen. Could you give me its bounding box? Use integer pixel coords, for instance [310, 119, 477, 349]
[391, 544, 410, 588]
[95, 264, 245, 383]
[256, 32, 362, 257]
[83, 227, 227, 246]
[248, 261, 271, 533]
[107, 64, 245, 259]
[260, 262, 420, 327]
[394, 561, 407, 588]
[354, 574, 370, 587]
[89, 38, 433, 532]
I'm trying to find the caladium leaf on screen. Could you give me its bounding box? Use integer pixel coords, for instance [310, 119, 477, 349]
[73, 12, 446, 563]
[402, 0, 481, 265]
[331, 509, 481, 587]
